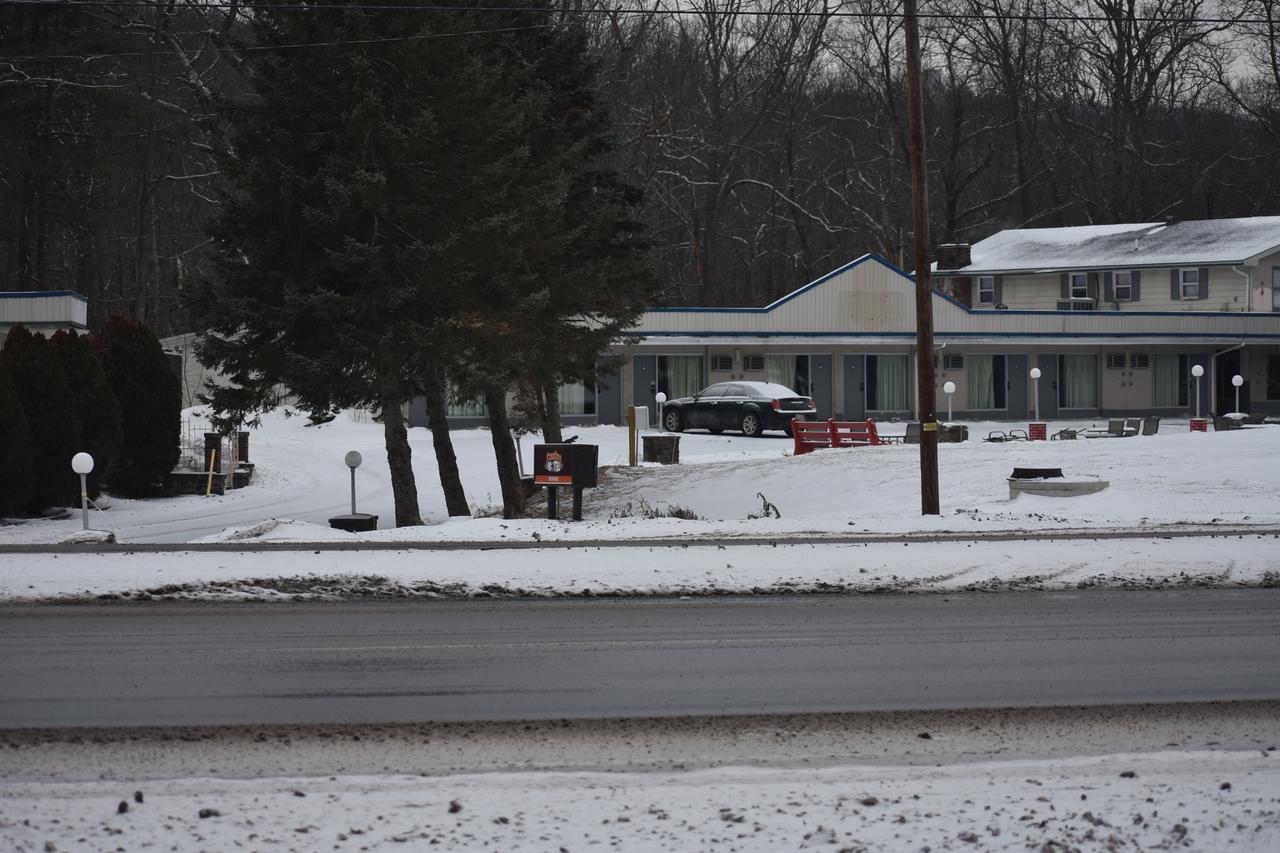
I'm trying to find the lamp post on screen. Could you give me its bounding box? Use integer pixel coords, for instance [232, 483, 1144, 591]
[1030, 367, 1042, 422]
[942, 381, 955, 423]
[344, 450, 362, 515]
[1232, 374, 1243, 415]
[71, 452, 94, 531]
[1191, 364, 1204, 418]
[654, 391, 667, 431]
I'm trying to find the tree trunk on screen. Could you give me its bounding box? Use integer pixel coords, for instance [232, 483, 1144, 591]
[380, 386, 423, 527]
[540, 379, 564, 444]
[421, 365, 470, 516]
[484, 387, 526, 519]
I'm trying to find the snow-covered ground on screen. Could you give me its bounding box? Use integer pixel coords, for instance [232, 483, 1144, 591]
[1, 407, 1277, 600]
[4, 704, 1277, 851]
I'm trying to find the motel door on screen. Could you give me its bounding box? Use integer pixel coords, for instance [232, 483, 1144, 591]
[632, 355, 657, 425]
[842, 355, 866, 420]
[1006, 354, 1029, 420]
[811, 354, 833, 419]
[1035, 354, 1059, 419]
[596, 359, 623, 425]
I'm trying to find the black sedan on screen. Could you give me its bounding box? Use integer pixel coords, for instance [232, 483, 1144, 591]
[660, 381, 817, 437]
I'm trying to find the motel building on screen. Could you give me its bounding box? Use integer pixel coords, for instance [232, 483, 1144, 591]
[605, 216, 1280, 426]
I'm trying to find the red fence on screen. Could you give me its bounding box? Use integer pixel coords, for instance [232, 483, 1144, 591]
[792, 418, 884, 455]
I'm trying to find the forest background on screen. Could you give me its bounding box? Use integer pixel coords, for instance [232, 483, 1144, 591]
[2, 0, 1279, 332]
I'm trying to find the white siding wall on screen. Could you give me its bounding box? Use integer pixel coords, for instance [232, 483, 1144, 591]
[997, 268, 1249, 312]
[0, 293, 88, 326]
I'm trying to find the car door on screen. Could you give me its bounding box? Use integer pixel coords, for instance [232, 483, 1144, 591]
[720, 384, 750, 430]
[685, 384, 723, 430]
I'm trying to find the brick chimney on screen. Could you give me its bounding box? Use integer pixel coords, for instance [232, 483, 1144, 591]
[935, 243, 972, 270]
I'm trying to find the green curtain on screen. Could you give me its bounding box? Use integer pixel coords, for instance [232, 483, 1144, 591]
[967, 355, 995, 409]
[446, 383, 486, 417]
[875, 355, 909, 411]
[1151, 355, 1179, 407]
[666, 355, 704, 398]
[1060, 355, 1097, 408]
[766, 355, 793, 387]
[559, 381, 586, 415]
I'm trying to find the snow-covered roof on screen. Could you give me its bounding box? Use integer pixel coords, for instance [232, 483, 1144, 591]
[935, 216, 1280, 274]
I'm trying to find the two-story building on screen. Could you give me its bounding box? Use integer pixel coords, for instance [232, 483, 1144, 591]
[604, 216, 1280, 424]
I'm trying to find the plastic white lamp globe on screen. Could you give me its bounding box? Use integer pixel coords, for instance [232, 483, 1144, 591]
[942, 381, 956, 394]
[1191, 364, 1204, 378]
[71, 452, 94, 475]
[1030, 367, 1042, 380]
[1232, 374, 1244, 387]
[655, 392, 667, 404]
[344, 450, 363, 469]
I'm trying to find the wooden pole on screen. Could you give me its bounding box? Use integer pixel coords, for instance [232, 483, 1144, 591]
[903, 0, 940, 515]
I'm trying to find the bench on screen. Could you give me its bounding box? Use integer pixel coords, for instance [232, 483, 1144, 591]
[792, 418, 884, 455]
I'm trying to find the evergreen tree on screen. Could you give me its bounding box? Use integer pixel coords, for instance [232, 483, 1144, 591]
[189, 1, 549, 526]
[0, 360, 34, 516]
[0, 326, 82, 512]
[52, 330, 123, 498]
[95, 317, 180, 496]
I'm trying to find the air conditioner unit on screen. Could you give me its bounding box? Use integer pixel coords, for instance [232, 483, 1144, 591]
[1056, 298, 1096, 311]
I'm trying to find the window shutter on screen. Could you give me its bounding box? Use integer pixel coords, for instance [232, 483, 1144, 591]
[993, 275, 1003, 305]
[1060, 273, 1069, 299]
[1087, 272, 1099, 301]
[1131, 270, 1141, 301]
[1103, 272, 1114, 302]
[1170, 269, 1180, 300]
[1199, 267, 1209, 299]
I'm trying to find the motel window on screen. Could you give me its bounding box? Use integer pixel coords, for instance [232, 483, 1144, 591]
[866, 354, 910, 412]
[744, 354, 765, 371]
[558, 381, 597, 416]
[966, 355, 1007, 410]
[977, 276, 996, 305]
[766, 354, 812, 396]
[446, 384, 486, 418]
[1152, 355, 1189, 408]
[1130, 354, 1149, 370]
[656, 355, 704, 400]
[1105, 353, 1125, 370]
[710, 355, 733, 372]
[1113, 271, 1133, 301]
[1057, 354, 1098, 409]
[1070, 272, 1089, 299]
[1273, 268, 1280, 311]
[943, 354, 964, 371]
[1179, 269, 1200, 299]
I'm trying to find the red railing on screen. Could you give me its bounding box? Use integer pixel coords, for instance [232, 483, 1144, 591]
[792, 418, 884, 455]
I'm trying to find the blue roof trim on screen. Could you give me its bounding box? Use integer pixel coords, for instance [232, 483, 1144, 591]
[964, 307, 1280, 318]
[646, 253, 916, 314]
[636, 330, 1280, 340]
[0, 290, 88, 302]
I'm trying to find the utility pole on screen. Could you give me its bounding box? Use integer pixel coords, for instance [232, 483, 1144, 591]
[903, 0, 940, 515]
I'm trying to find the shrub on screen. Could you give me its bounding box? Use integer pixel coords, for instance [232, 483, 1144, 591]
[51, 330, 123, 499]
[0, 361, 34, 516]
[0, 325, 82, 512]
[95, 317, 181, 496]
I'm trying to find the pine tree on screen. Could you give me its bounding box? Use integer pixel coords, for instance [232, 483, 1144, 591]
[52, 329, 123, 498]
[95, 317, 180, 496]
[189, 1, 549, 526]
[0, 361, 34, 516]
[0, 325, 82, 512]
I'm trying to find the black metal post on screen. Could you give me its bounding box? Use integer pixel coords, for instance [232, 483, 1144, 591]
[572, 487, 583, 521]
[546, 486, 558, 520]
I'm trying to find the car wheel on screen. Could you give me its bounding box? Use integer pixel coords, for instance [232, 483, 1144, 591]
[740, 411, 762, 437]
[663, 407, 683, 432]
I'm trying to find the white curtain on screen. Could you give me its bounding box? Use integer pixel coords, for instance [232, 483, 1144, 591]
[875, 355, 909, 411]
[665, 355, 704, 398]
[559, 381, 586, 415]
[1151, 355, 1180, 407]
[1060, 355, 1097, 408]
[766, 355, 793, 387]
[967, 355, 995, 409]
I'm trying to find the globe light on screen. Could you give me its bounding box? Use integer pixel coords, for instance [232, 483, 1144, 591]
[344, 450, 363, 469]
[1030, 367, 1042, 380]
[71, 452, 94, 475]
[1191, 364, 1204, 378]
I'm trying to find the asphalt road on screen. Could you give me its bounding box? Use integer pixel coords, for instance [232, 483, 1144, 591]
[2, 590, 1278, 729]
